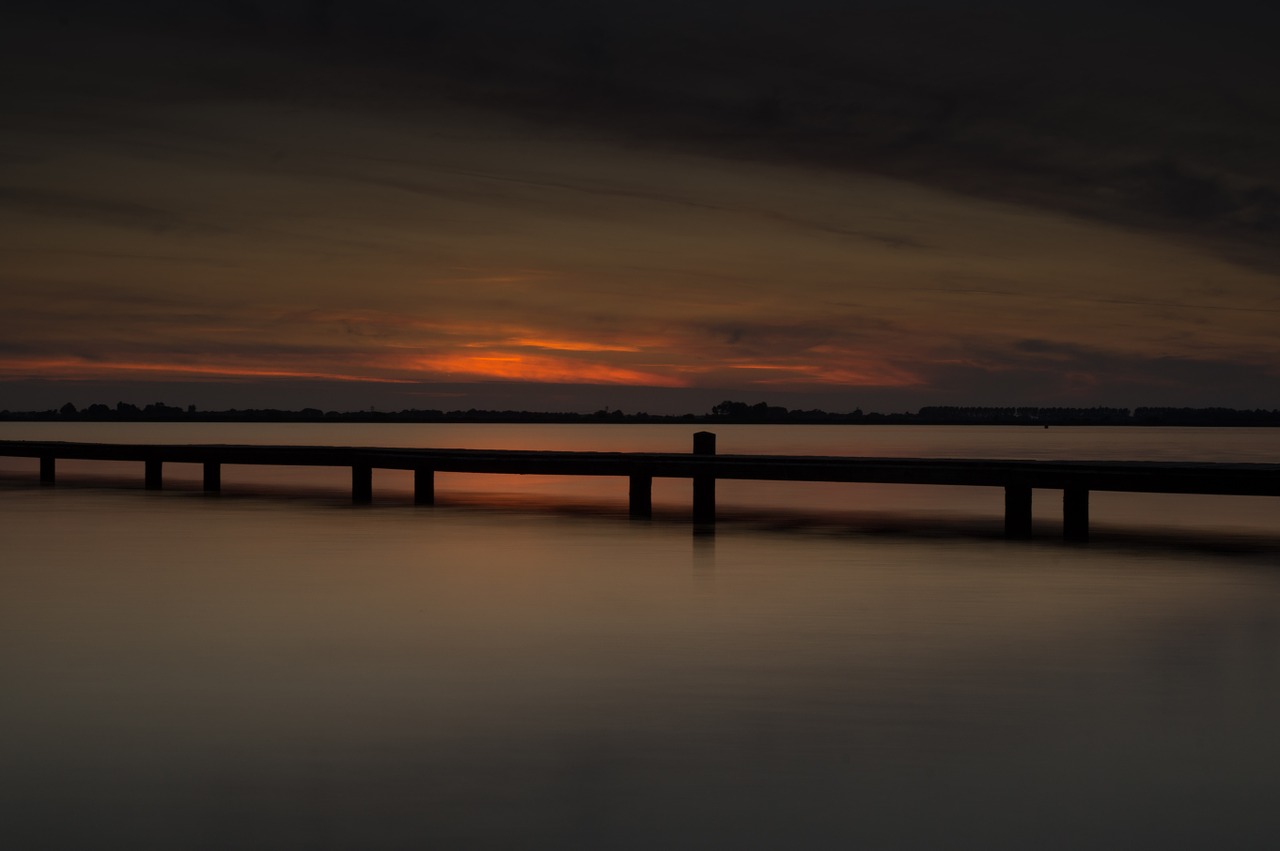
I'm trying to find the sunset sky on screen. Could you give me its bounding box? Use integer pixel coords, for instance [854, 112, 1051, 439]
[2, 1, 1277, 413]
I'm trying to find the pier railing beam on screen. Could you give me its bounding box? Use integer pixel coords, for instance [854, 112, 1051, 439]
[203, 462, 221, 493]
[693, 431, 716, 523]
[414, 468, 435, 505]
[352, 464, 373, 504]
[629, 474, 653, 518]
[1004, 485, 1032, 538]
[145, 459, 163, 490]
[40, 456, 55, 485]
[1063, 487, 1089, 542]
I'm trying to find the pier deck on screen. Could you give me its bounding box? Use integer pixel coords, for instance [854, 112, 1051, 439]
[2, 437, 1276, 541]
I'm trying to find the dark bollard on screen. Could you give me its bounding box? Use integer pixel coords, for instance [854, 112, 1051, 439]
[145, 459, 163, 490]
[203, 462, 221, 493]
[414, 468, 435, 505]
[629, 474, 653, 519]
[693, 431, 716, 524]
[1063, 487, 1089, 542]
[1004, 485, 1032, 538]
[40, 456, 55, 485]
[352, 464, 373, 504]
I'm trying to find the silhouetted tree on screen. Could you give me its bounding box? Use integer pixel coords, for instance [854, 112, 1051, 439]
[712, 400, 750, 417]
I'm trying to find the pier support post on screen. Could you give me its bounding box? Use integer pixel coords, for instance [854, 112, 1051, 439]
[629, 474, 652, 519]
[414, 468, 435, 505]
[39, 456, 55, 485]
[1063, 487, 1089, 542]
[1004, 485, 1032, 538]
[693, 431, 716, 524]
[203, 462, 221, 493]
[352, 464, 373, 504]
[145, 459, 163, 490]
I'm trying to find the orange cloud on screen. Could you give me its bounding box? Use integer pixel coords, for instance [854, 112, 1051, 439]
[6, 347, 918, 390]
[488, 337, 642, 353]
[0, 358, 413, 384]
[410, 352, 687, 386]
[666, 352, 921, 387]
[727, 362, 920, 386]
[0, 303, 926, 393]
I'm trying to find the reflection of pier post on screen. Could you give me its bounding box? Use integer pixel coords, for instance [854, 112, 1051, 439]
[414, 468, 434, 505]
[693, 431, 716, 524]
[1063, 487, 1089, 542]
[352, 464, 372, 504]
[629, 474, 652, 518]
[40, 456, 55, 485]
[203, 462, 221, 493]
[1004, 485, 1031, 538]
[145, 459, 163, 490]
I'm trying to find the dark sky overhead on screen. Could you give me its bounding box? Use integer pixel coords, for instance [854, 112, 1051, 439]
[2, 0, 1278, 412]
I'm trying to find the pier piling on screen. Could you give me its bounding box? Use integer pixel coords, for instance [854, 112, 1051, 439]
[39, 456, 54, 485]
[352, 464, 373, 504]
[1064, 487, 1089, 542]
[145, 459, 163, 490]
[1004, 485, 1032, 538]
[629, 474, 653, 518]
[203, 462, 221, 493]
[693, 431, 716, 523]
[414, 468, 435, 505]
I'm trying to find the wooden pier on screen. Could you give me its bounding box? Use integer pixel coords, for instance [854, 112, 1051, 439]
[2, 434, 1277, 541]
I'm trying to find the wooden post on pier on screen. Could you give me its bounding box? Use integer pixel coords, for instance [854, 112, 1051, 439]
[1063, 487, 1089, 542]
[693, 431, 716, 523]
[352, 464, 373, 504]
[203, 462, 221, 493]
[39, 456, 55, 485]
[414, 468, 434, 505]
[145, 459, 163, 490]
[629, 474, 653, 518]
[1004, 485, 1032, 538]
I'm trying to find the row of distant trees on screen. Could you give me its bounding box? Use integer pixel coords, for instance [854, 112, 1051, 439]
[710, 402, 1280, 425]
[913, 406, 1280, 426]
[1, 401, 1278, 426]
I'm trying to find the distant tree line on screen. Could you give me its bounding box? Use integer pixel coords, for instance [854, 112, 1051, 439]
[914, 406, 1133, 424]
[2, 400, 1278, 426]
[913, 406, 1280, 426]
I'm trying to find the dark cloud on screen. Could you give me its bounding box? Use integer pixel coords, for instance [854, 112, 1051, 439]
[0, 186, 192, 233]
[909, 339, 1280, 408]
[5, 0, 1278, 269]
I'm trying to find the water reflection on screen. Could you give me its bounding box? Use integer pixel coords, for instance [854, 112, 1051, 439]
[3, 485, 1280, 848]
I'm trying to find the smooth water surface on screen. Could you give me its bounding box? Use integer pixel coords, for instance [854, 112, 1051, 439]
[1, 425, 1278, 848]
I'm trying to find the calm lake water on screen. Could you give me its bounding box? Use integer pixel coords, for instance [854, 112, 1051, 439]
[2, 424, 1279, 849]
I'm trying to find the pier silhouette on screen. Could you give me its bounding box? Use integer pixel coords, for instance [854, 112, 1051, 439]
[3, 435, 1278, 542]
